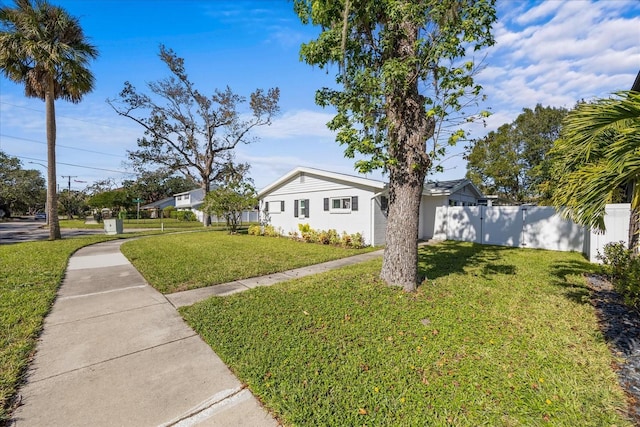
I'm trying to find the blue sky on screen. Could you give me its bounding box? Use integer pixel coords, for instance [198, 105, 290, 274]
[0, 0, 638, 192]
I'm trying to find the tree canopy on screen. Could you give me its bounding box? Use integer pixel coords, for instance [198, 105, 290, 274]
[465, 104, 567, 204]
[108, 45, 279, 226]
[203, 173, 257, 233]
[0, 150, 45, 216]
[122, 169, 195, 204]
[0, 0, 97, 239]
[295, 0, 496, 290]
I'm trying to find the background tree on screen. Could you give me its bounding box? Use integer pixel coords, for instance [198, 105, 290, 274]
[0, 0, 98, 239]
[87, 189, 132, 215]
[57, 189, 88, 219]
[294, 0, 496, 290]
[203, 172, 257, 233]
[465, 104, 567, 204]
[122, 169, 195, 203]
[550, 89, 640, 252]
[108, 45, 280, 226]
[0, 151, 45, 216]
[84, 178, 119, 195]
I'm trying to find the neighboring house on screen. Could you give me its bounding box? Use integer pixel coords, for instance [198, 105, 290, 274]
[257, 167, 484, 246]
[173, 187, 260, 224]
[140, 196, 175, 218]
[174, 188, 205, 222]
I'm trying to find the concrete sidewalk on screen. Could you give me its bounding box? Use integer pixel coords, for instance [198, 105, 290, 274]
[11, 240, 281, 426]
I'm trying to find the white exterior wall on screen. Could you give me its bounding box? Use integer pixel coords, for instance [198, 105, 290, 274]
[371, 196, 387, 246]
[260, 173, 378, 244]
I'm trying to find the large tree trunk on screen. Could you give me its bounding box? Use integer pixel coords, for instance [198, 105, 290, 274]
[202, 180, 211, 227]
[379, 18, 432, 292]
[46, 85, 61, 240]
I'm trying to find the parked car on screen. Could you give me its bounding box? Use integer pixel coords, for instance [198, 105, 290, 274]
[34, 212, 46, 220]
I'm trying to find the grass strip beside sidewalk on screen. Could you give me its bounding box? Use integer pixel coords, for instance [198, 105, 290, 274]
[181, 242, 632, 426]
[121, 232, 378, 294]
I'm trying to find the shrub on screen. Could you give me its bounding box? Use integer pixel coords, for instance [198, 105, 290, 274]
[263, 225, 281, 237]
[340, 231, 352, 248]
[318, 230, 330, 245]
[288, 231, 300, 240]
[248, 225, 261, 236]
[176, 210, 196, 222]
[328, 229, 340, 246]
[298, 223, 311, 234]
[597, 241, 640, 309]
[350, 232, 365, 249]
[162, 205, 176, 218]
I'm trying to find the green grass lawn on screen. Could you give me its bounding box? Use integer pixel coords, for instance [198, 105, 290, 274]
[181, 241, 632, 426]
[121, 232, 378, 294]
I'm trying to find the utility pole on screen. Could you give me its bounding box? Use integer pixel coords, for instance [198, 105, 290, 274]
[61, 175, 78, 192]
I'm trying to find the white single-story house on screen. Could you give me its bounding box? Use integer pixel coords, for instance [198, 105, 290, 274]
[257, 167, 484, 246]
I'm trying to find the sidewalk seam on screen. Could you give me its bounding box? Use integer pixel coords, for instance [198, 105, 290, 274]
[27, 333, 198, 384]
[57, 284, 147, 300]
[45, 300, 166, 327]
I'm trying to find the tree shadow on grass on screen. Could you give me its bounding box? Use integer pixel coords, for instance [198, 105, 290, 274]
[548, 258, 598, 305]
[417, 241, 514, 286]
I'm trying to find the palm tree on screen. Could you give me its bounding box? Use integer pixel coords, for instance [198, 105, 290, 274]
[0, 0, 97, 239]
[551, 83, 640, 252]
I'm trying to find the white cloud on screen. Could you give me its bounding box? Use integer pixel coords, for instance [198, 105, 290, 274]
[514, 0, 564, 25]
[255, 109, 336, 139]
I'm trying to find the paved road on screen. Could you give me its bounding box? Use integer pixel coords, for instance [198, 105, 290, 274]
[0, 219, 104, 244]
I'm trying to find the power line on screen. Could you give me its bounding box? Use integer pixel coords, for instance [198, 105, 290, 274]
[13, 154, 133, 175]
[0, 133, 128, 159]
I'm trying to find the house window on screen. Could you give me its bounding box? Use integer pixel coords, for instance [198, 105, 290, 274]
[294, 199, 309, 218]
[324, 196, 359, 213]
[266, 200, 285, 213]
[333, 197, 351, 210]
[177, 195, 182, 201]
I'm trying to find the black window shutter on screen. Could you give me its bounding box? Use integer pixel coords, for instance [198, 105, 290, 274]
[381, 196, 388, 211]
[305, 199, 310, 217]
[265, 201, 269, 212]
[294, 200, 298, 217]
[351, 196, 358, 211]
[281, 201, 285, 212]
[324, 198, 329, 211]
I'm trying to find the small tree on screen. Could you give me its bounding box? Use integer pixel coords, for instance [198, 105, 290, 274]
[203, 176, 257, 233]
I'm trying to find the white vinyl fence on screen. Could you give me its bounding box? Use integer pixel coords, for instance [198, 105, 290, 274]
[432, 204, 631, 263]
